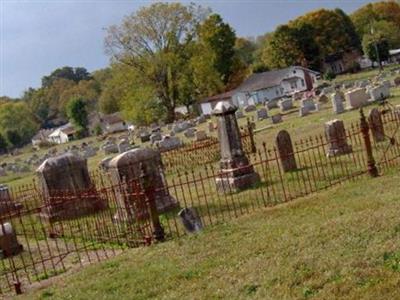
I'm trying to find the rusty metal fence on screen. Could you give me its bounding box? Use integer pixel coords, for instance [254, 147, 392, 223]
[0, 108, 400, 296]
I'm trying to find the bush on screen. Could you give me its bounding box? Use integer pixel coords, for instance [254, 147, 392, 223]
[323, 71, 336, 81]
[349, 61, 361, 73]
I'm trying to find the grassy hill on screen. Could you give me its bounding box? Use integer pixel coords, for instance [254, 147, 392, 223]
[19, 169, 400, 300]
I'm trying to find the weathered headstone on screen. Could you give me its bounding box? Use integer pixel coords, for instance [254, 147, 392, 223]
[266, 99, 279, 109]
[369, 84, 390, 102]
[271, 114, 283, 124]
[317, 94, 329, 104]
[279, 98, 293, 112]
[102, 141, 118, 154]
[108, 148, 178, 222]
[140, 132, 151, 143]
[36, 153, 108, 221]
[345, 88, 369, 109]
[235, 110, 245, 119]
[256, 108, 268, 120]
[212, 101, 260, 193]
[368, 108, 385, 143]
[331, 92, 345, 114]
[394, 76, 400, 87]
[178, 207, 203, 233]
[184, 128, 196, 138]
[155, 136, 182, 151]
[325, 120, 352, 157]
[301, 98, 316, 111]
[299, 106, 310, 117]
[276, 130, 297, 172]
[150, 132, 162, 144]
[0, 223, 23, 257]
[0, 185, 21, 217]
[244, 104, 256, 112]
[118, 139, 131, 153]
[208, 121, 215, 133]
[195, 130, 207, 142]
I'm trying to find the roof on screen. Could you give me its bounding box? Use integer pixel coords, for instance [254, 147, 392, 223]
[389, 49, 400, 56]
[201, 90, 236, 103]
[32, 129, 53, 141]
[101, 113, 124, 125]
[48, 123, 76, 137]
[235, 66, 319, 93]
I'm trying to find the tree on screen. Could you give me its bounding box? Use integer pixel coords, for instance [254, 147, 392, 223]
[0, 134, 8, 154]
[42, 66, 92, 88]
[5, 130, 22, 148]
[105, 3, 209, 123]
[362, 34, 390, 70]
[66, 97, 88, 136]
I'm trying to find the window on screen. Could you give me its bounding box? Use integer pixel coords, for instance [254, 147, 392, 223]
[276, 89, 279, 96]
[301, 79, 305, 87]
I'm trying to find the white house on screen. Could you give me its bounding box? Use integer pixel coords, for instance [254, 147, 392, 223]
[199, 66, 319, 114]
[100, 113, 127, 134]
[47, 123, 76, 144]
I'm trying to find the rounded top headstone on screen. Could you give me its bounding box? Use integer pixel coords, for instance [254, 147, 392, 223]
[36, 152, 85, 173]
[108, 147, 160, 169]
[212, 101, 237, 116]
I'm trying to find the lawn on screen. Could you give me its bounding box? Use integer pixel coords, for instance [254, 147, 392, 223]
[18, 169, 400, 299]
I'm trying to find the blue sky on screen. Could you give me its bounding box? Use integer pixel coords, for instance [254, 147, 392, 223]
[1, 0, 377, 98]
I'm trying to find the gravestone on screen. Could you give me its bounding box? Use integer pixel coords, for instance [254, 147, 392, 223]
[271, 114, 283, 124]
[212, 101, 260, 193]
[195, 130, 207, 142]
[235, 109, 245, 119]
[394, 76, 400, 87]
[276, 130, 297, 172]
[108, 148, 178, 222]
[0, 185, 21, 217]
[150, 132, 162, 144]
[155, 136, 182, 151]
[208, 121, 215, 133]
[118, 139, 131, 153]
[102, 141, 118, 154]
[266, 99, 279, 109]
[345, 88, 369, 109]
[317, 94, 329, 104]
[256, 108, 268, 120]
[140, 132, 151, 143]
[184, 128, 196, 138]
[99, 156, 113, 171]
[178, 207, 203, 233]
[368, 108, 385, 143]
[299, 106, 310, 117]
[0, 223, 23, 257]
[325, 120, 352, 157]
[279, 98, 293, 112]
[36, 153, 108, 222]
[331, 92, 345, 114]
[301, 98, 316, 111]
[244, 104, 256, 112]
[369, 84, 390, 102]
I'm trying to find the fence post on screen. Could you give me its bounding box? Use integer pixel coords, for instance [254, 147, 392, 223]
[140, 164, 165, 242]
[247, 117, 257, 153]
[360, 108, 379, 177]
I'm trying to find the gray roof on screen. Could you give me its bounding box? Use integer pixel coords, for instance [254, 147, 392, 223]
[236, 66, 318, 93]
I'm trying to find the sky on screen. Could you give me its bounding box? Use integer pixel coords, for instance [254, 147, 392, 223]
[1, 0, 378, 98]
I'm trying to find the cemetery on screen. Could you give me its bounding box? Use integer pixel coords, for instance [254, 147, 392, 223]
[0, 68, 400, 296]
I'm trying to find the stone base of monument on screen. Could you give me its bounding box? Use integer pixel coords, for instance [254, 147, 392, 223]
[40, 194, 108, 222]
[326, 144, 353, 157]
[0, 223, 23, 258]
[215, 165, 260, 193]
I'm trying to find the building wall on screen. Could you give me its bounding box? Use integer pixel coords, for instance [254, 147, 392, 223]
[48, 131, 69, 144]
[105, 122, 126, 133]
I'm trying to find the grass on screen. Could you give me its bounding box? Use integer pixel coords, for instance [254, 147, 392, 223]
[17, 169, 400, 299]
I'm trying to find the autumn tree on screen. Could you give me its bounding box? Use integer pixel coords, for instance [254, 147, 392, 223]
[105, 2, 209, 122]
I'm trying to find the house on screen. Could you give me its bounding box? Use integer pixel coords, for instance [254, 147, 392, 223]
[389, 49, 400, 64]
[31, 129, 53, 148]
[322, 50, 361, 75]
[100, 113, 127, 134]
[199, 66, 319, 114]
[47, 123, 76, 144]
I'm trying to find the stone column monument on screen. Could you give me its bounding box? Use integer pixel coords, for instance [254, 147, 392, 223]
[325, 119, 353, 157]
[212, 101, 260, 193]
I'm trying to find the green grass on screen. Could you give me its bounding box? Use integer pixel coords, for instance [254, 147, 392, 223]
[17, 170, 400, 299]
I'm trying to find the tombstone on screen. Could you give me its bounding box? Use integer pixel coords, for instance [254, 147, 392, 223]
[331, 92, 345, 114]
[235, 110, 245, 119]
[184, 128, 196, 138]
[140, 132, 151, 143]
[244, 104, 256, 112]
[0, 223, 23, 258]
[99, 156, 114, 172]
[317, 94, 329, 104]
[212, 101, 260, 193]
[279, 98, 293, 112]
[266, 99, 279, 109]
[102, 141, 118, 155]
[394, 76, 400, 87]
[178, 207, 203, 233]
[208, 121, 215, 133]
[82, 147, 97, 159]
[369, 84, 390, 102]
[368, 108, 385, 143]
[271, 114, 283, 124]
[276, 130, 297, 172]
[299, 106, 310, 117]
[197, 115, 207, 124]
[0, 167, 6, 177]
[155, 136, 182, 151]
[325, 120, 352, 157]
[150, 132, 162, 144]
[256, 108, 268, 121]
[0, 185, 21, 217]
[108, 148, 178, 222]
[345, 88, 369, 109]
[301, 98, 316, 111]
[36, 153, 108, 221]
[195, 130, 207, 142]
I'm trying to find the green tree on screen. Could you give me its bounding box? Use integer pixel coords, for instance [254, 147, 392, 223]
[0, 134, 8, 154]
[5, 130, 22, 148]
[362, 34, 390, 70]
[66, 97, 88, 136]
[105, 2, 209, 122]
[42, 66, 91, 88]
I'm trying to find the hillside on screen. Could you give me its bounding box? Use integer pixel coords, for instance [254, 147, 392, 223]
[19, 171, 400, 299]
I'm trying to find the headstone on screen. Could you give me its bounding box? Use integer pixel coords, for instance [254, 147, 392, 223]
[0, 185, 21, 217]
[208, 121, 215, 133]
[345, 88, 369, 109]
[331, 92, 345, 114]
[235, 110, 245, 119]
[195, 130, 207, 142]
[279, 98, 293, 112]
[118, 139, 131, 153]
[300, 98, 316, 111]
[317, 94, 329, 104]
[368, 108, 385, 143]
[108, 148, 178, 221]
[266, 99, 279, 109]
[0, 223, 23, 257]
[299, 106, 310, 117]
[197, 115, 207, 124]
[325, 120, 352, 157]
[369, 84, 390, 102]
[155, 136, 182, 151]
[244, 105, 256, 112]
[178, 207, 203, 233]
[99, 156, 113, 171]
[36, 153, 108, 221]
[276, 130, 297, 172]
[150, 132, 162, 144]
[212, 101, 260, 193]
[256, 108, 268, 120]
[102, 142, 118, 155]
[271, 114, 283, 124]
[140, 132, 151, 143]
[394, 76, 400, 87]
[184, 128, 196, 138]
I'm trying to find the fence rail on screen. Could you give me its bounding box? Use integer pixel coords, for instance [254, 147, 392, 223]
[0, 108, 400, 296]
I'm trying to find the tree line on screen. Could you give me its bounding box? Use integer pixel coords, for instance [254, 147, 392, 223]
[1, 1, 399, 151]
